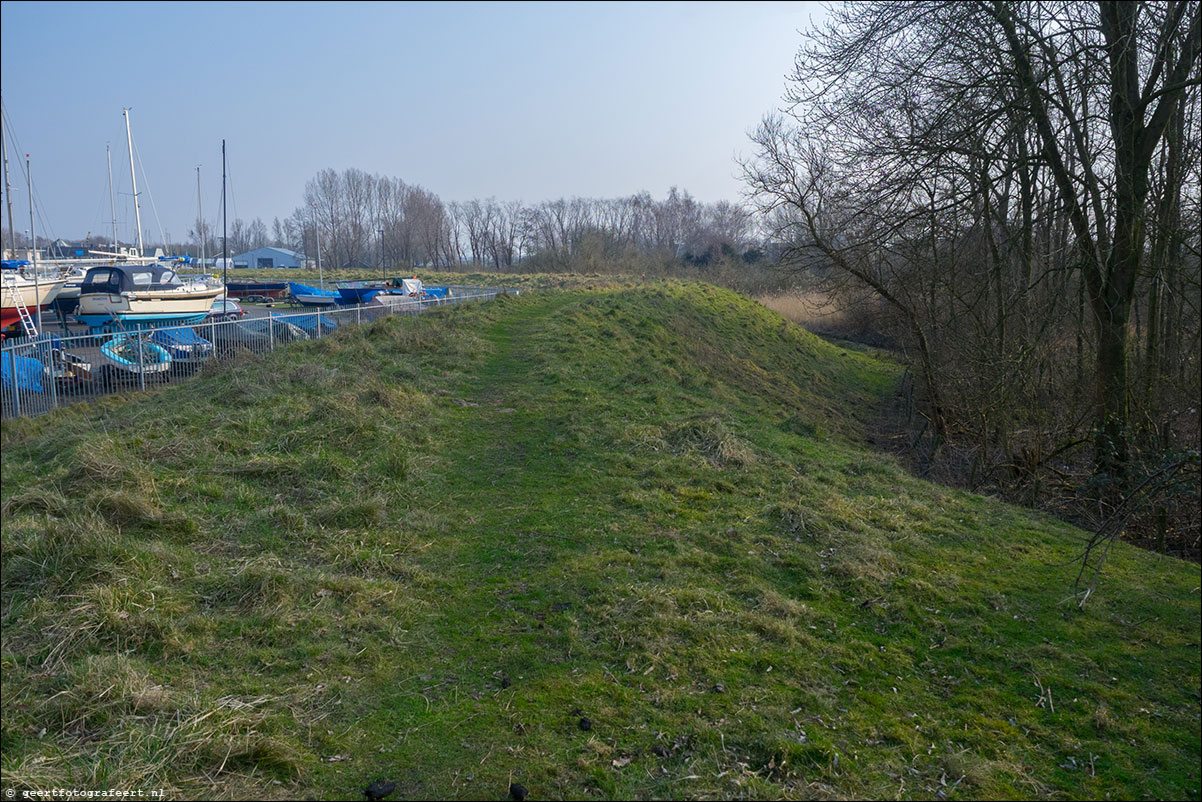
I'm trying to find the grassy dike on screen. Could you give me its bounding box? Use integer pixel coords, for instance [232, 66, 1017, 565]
[2, 281, 1199, 800]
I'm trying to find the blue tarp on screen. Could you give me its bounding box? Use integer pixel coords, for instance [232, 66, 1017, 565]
[289, 314, 339, 335]
[423, 286, 448, 298]
[1, 352, 44, 393]
[1, 259, 31, 270]
[288, 282, 338, 298]
[150, 326, 211, 347]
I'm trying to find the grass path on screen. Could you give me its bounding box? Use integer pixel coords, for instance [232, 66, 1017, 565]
[3, 283, 1198, 801]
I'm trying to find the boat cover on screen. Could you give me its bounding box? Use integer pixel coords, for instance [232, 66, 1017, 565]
[1, 352, 44, 392]
[150, 326, 212, 347]
[80, 264, 187, 294]
[288, 282, 338, 298]
[289, 314, 340, 335]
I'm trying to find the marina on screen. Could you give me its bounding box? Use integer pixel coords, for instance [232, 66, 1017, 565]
[1, 283, 514, 419]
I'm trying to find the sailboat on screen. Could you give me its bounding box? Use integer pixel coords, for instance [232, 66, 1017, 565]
[75, 110, 221, 330]
[1, 263, 65, 333]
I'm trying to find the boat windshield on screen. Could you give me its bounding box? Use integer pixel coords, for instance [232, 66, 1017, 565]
[129, 269, 182, 288]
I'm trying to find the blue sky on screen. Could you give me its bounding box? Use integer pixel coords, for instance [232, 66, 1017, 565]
[1, 1, 825, 244]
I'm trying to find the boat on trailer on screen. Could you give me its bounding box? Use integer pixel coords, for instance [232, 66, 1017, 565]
[97, 333, 172, 383]
[288, 282, 339, 307]
[1, 263, 66, 333]
[149, 325, 214, 370]
[76, 264, 223, 330]
[225, 280, 290, 300]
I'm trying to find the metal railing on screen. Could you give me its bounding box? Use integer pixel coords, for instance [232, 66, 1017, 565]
[1, 285, 513, 420]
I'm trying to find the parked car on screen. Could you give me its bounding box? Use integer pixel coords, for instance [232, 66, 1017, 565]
[206, 298, 246, 322]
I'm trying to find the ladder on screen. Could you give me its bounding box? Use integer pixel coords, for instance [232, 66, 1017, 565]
[2, 274, 39, 338]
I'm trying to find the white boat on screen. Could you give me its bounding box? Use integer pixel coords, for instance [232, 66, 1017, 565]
[1, 266, 66, 333]
[76, 264, 223, 330]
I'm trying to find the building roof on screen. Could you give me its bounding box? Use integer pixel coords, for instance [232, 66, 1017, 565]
[232, 246, 303, 260]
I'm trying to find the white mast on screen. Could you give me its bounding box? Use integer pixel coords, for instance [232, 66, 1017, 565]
[107, 144, 118, 253]
[2, 102, 15, 257]
[196, 165, 204, 269]
[123, 108, 143, 257]
[27, 153, 41, 331]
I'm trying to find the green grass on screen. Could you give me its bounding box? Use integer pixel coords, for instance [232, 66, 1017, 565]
[2, 281, 1199, 800]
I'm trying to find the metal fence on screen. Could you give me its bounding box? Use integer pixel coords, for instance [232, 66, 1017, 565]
[1, 285, 513, 420]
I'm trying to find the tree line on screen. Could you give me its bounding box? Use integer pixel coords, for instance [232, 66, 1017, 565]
[188, 169, 762, 279]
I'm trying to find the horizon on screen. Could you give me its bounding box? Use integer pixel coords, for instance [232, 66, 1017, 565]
[0, 0, 825, 245]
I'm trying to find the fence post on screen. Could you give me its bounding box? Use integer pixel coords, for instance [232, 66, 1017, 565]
[8, 352, 21, 418]
[357, 304, 361, 327]
[269, 312, 275, 351]
[47, 342, 59, 412]
[137, 333, 146, 392]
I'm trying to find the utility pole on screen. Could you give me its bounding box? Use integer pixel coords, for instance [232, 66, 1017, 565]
[380, 227, 385, 283]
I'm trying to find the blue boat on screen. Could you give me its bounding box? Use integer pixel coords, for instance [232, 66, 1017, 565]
[288, 282, 339, 307]
[98, 334, 172, 377]
[336, 282, 386, 305]
[150, 326, 214, 368]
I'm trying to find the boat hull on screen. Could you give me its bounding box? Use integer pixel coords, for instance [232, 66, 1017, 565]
[2, 277, 66, 331]
[293, 294, 339, 307]
[224, 281, 289, 299]
[76, 287, 223, 330]
[98, 335, 172, 374]
[336, 286, 384, 304]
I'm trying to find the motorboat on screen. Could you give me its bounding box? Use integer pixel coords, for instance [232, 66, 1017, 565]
[288, 282, 340, 307]
[76, 264, 223, 330]
[97, 333, 172, 379]
[149, 325, 214, 370]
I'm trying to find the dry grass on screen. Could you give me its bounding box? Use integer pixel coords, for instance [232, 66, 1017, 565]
[755, 290, 888, 346]
[756, 290, 852, 330]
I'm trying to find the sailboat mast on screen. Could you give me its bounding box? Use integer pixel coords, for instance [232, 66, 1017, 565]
[2, 105, 15, 257]
[221, 139, 227, 288]
[27, 154, 42, 331]
[123, 108, 143, 257]
[196, 165, 204, 269]
[107, 145, 118, 253]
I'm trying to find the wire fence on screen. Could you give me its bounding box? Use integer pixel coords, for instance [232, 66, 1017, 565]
[1, 285, 513, 420]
